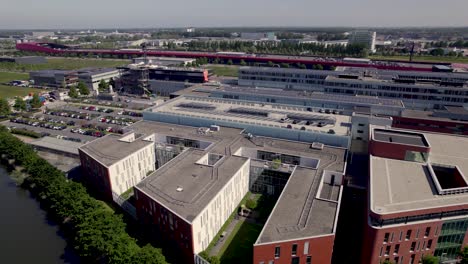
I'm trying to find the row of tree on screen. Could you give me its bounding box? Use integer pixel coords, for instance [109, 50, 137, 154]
[426, 40, 468, 48]
[0, 94, 43, 116]
[0, 127, 168, 263]
[181, 40, 368, 57]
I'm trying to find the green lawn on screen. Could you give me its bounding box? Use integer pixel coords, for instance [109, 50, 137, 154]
[219, 221, 263, 264]
[207, 65, 239, 77]
[0, 72, 45, 99]
[369, 55, 468, 64]
[0, 57, 130, 72]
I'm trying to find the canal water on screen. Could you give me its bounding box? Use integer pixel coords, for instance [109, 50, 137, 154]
[0, 166, 79, 263]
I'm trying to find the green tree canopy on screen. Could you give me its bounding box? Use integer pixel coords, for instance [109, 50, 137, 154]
[30, 93, 42, 108]
[421, 255, 439, 264]
[98, 79, 109, 91]
[460, 246, 468, 264]
[14, 97, 27, 111]
[227, 59, 233, 65]
[69, 86, 79, 98]
[240, 59, 247, 66]
[0, 98, 11, 116]
[77, 81, 90, 95]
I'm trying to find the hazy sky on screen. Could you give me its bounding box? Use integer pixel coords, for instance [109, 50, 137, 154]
[1, 0, 467, 29]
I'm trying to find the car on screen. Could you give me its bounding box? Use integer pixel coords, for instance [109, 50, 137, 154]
[71, 128, 78, 133]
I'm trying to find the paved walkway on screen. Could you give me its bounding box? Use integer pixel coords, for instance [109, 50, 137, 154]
[209, 216, 243, 257]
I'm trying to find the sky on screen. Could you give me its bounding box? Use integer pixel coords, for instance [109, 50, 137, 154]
[0, 0, 467, 29]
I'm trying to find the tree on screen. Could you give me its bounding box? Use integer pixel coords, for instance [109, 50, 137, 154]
[69, 86, 79, 98]
[460, 246, 468, 264]
[381, 261, 394, 264]
[227, 59, 233, 65]
[14, 97, 27, 111]
[421, 255, 439, 264]
[0, 98, 11, 116]
[98, 79, 109, 91]
[77, 81, 90, 95]
[240, 59, 247, 66]
[267, 61, 274, 67]
[280, 63, 290, 68]
[30, 93, 42, 108]
[430, 48, 445, 56]
[245, 198, 258, 210]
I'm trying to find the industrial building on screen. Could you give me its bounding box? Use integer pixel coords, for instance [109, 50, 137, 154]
[348, 30, 377, 53]
[78, 121, 346, 264]
[30, 68, 119, 92]
[148, 80, 191, 96]
[238, 66, 468, 109]
[116, 64, 208, 95]
[132, 56, 195, 66]
[363, 127, 468, 264]
[142, 95, 352, 148]
[30, 70, 78, 88]
[205, 85, 405, 116]
[240, 32, 277, 41]
[392, 106, 468, 136]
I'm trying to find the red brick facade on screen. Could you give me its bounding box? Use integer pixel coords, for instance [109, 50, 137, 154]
[253, 235, 335, 264]
[362, 220, 443, 264]
[78, 149, 112, 199]
[135, 188, 195, 264]
[369, 137, 430, 161]
[392, 116, 468, 136]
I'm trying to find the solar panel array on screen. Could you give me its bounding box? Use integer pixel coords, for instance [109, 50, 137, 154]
[176, 102, 216, 110]
[228, 107, 269, 117]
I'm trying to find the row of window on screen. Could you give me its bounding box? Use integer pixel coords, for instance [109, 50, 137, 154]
[383, 227, 433, 243]
[381, 240, 433, 257]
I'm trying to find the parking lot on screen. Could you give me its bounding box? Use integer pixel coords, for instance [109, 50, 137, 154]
[2, 102, 144, 144]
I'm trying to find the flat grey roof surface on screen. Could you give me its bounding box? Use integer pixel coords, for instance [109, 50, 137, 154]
[79, 133, 153, 167]
[30, 136, 82, 155]
[373, 129, 428, 147]
[371, 132, 468, 215]
[213, 86, 404, 108]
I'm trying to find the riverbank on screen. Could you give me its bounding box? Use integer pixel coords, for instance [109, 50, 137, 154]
[0, 126, 168, 264]
[0, 166, 80, 263]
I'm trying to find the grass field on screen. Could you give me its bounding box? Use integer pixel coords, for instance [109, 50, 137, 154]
[218, 221, 263, 264]
[0, 57, 130, 72]
[369, 55, 468, 64]
[207, 65, 240, 77]
[0, 72, 44, 99]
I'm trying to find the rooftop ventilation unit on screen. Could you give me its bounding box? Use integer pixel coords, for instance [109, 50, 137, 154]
[176, 186, 184, 192]
[311, 142, 324, 150]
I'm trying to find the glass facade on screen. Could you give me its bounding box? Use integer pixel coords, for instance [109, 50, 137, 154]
[435, 218, 468, 260]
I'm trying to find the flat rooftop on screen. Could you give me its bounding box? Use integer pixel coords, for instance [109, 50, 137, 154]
[146, 95, 351, 136]
[205, 86, 404, 108]
[370, 131, 468, 215]
[30, 136, 82, 155]
[373, 129, 429, 147]
[87, 120, 347, 241]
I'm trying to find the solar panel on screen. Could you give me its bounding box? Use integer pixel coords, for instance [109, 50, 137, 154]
[228, 107, 269, 117]
[177, 102, 216, 110]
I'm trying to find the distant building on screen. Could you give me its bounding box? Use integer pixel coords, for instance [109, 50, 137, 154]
[31, 31, 55, 39]
[0, 56, 47, 64]
[348, 30, 376, 53]
[30, 68, 119, 93]
[241, 32, 277, 41]
[132, 57, 195, 66]
[186, 27, 195, 33]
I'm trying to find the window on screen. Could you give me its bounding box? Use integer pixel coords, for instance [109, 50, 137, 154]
[291, 257, 299, 264]
[303, 242, 309, 255]
[399, 231, 403, 241]
[416, 228, 420, 239]
[410, 242, 416, 252]
[394, 257, 399, 263]
[434, 226, 439, 236]
[390, 233, 394, 243]
[379, 247, 383, 257]
[357, 130, 364, 133]
[385, 245, 390, 256]
[394, 244, 400, 254]
[417, 241, 420, 251]
[427, 239, 432, 250]
[410, 254, 415, 264]
[406, 230, 412, 240]
[306, 256, 312, 264]
[292, 244, 297, 256]
[268, 261, 274, 264]
[358, 123, 365, 127]
[425, 227, 430, 237]
[384, 233, 390, 243]
[422, 241, 426, 250]
[275, 246, 280, 258]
